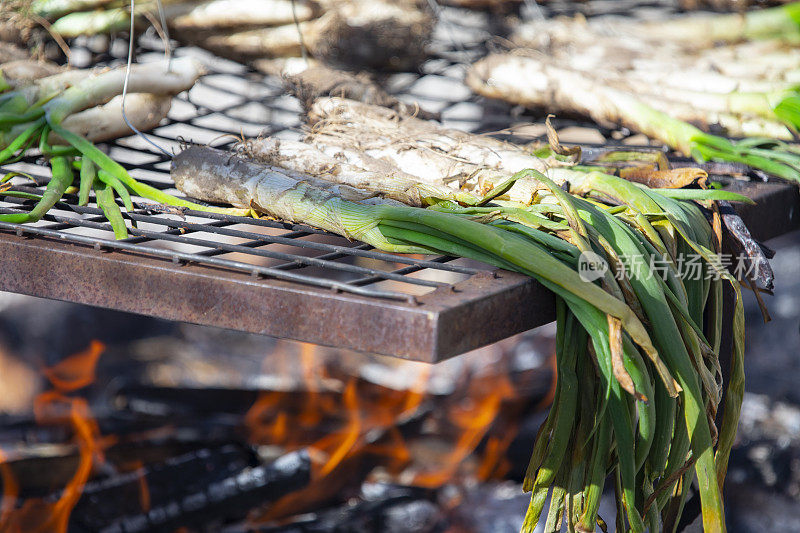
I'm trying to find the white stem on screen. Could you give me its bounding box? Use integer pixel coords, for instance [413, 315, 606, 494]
[0, 59, 63, 83]
[467, 53, 727, 154]
[171, 146, 414, 251]
[44, 57, 203, 123]
[166, 0, 318, 30]
[308, 97, 582, 203]
[246, 137, 473, 206]
[53, 93, 171, 143]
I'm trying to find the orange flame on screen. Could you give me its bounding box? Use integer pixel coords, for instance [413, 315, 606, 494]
[41, 340, 104, 393]
[245, 341, 527, 522]
[0, 450, 19, 530]
[245, 391, 290, 444]
[0, 341, 106, 533]
[413, 373, 516, 487]
[298, 343, 323, 427]
[312, 379, 361, 478]
[137, 462, 151, 513]
[478, 433, 515, 481]
[119, 460, 151, 514]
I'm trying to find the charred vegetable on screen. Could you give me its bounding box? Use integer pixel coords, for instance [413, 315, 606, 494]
[0, 58, 247, 238]
[468, 4, 800, 182]
[21, 0, 432, 71]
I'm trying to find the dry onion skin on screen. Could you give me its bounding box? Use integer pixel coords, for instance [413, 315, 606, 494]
[470, 4, 800, 183]
[23, 0, 433, 72]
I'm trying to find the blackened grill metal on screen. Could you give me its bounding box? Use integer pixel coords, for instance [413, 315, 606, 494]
[0, 1, 797, 361]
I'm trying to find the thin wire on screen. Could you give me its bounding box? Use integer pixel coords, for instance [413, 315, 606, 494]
[155, 0, 173, 69]
[121, 0, 173, 157]
[291, 0, 309, 66]
[426, 0, 466, 60]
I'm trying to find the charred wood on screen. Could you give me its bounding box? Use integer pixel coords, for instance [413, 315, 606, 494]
[70, 447, 311, 533]
[249, 483, 444, 533]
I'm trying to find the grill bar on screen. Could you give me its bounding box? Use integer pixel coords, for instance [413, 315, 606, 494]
[0, 220, 422, 302]
[0, 225, 552, 361]
[5, 183, 480, 276]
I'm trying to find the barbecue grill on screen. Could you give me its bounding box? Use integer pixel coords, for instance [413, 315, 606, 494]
[4, 3, 800, 532]
[1, 3, 798, 364]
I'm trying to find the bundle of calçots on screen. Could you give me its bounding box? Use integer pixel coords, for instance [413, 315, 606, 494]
[20, 0, 433, 72]
[467, 2, 800, 183]
[170, 97, 762, 533]
[0, 57, 247, 238]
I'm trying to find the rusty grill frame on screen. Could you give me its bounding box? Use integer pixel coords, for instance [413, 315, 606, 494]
[1, 3, 799, 362]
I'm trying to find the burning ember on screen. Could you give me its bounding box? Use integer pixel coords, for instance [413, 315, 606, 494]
[0, 325, 555, 531]
[243, 341, 536, 524]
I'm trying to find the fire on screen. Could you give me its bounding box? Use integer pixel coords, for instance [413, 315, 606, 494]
[120, 459, 152, 514]
[0, 341, 106, 533]
[298, 342, 323, 427]
[412, 373, 517, 487]
[41, 340, 104, 392]
[313, 379, 361, 477]
[0, 450, 19, 530]
[0, 325, 550, 528]
[245, 391, 291, 443]
[244, 341, 528, 522]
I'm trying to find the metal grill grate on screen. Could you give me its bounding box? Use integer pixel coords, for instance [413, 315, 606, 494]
[1, 1, 797, 361]
[1, 6, 567, 361]
[0, 26, 503, 304]
[0, 1, 677, 293]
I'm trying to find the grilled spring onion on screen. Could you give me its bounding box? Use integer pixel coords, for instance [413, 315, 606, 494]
[467, 53, 800, 182]
[42, 0, 319, 37]
[30, 0, 115, 20]
[28, 0, 431, 72]
[305, 96, 591, 204]
[47, 93, 172, 144]
[239, 136, 481, 206]
[0, 60, 63, 83]
[173, 144, 751, 532]
[636, 1, 800, 44]
[304, 97, 715, 208]
[0, 58, 248, 238]
[195, 0, 432, 71]
[509, 20, 800, 140]
[513, 16, 800, 102]
[484, 6, 800, 182]
[513, 3, 800, 52]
